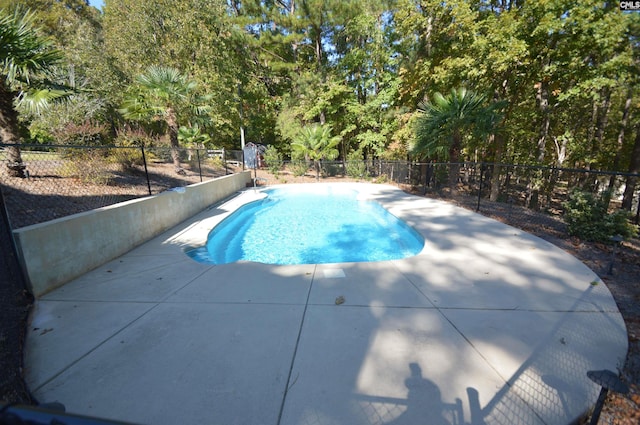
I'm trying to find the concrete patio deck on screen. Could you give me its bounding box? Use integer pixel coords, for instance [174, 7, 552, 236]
[25, 183, 628, 425]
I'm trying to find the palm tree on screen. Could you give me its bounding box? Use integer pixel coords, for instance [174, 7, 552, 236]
[413, 87, 499, 194]
[291, 124, 340, 181]
[0, 9, 64, 177]
[120, 66, 210, 174]
[178, 124, 211, 161]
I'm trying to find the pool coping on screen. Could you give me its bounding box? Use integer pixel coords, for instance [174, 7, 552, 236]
[24, 182, 628, 425]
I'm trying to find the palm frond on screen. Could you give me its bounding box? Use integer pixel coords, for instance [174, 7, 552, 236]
[292, 124, 341, 161]
[16, 87, 69, 114]
[412, 87, 500, 161]
[118, 94, 154, 120]
[136, 66, 195, 101]
[0, 9, 63, 85]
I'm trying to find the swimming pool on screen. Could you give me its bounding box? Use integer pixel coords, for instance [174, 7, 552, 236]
[187, 185, 425, 265]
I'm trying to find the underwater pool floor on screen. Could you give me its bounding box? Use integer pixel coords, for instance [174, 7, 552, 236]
[25, 183, 627, 425]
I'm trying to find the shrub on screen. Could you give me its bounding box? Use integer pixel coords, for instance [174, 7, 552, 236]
[345, 151, 368, 179]
[57, 151, 112, 185]
[109, 147, 145, 170]
[111, 129, 157, 170]
[563, 190, 637, 243]
[206, 155, 224, 169]
[263, 146, 284, 176]
[290, 160, 308, 177]
[374, 174, 389, 184]
[52, 121, 108, 146]
[323, 162, 340, 177]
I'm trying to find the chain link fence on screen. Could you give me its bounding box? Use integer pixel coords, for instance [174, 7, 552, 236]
[2, 145, 639, 236]
[0, 144, 243, 229]
[258, 159, 640, 238]
[408, 162, 640, 235]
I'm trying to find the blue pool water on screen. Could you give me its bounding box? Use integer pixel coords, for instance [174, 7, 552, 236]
[187, 186, 424, 265]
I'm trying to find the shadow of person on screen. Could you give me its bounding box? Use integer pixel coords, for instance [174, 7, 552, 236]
[387, 363, 456, 425]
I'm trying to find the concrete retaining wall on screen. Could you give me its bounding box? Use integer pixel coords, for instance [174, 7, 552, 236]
[14, 172, 252, 297]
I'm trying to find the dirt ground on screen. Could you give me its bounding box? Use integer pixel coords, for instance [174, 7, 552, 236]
[1, 167, 639, 424]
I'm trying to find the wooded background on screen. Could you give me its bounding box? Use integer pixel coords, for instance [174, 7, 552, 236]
[1, 0, 639, 175]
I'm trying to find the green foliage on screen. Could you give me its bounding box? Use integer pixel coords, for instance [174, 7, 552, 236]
[57, 150, 112, 185]
[27, 122, 54, 144]
[263, 145, 283, 176]
[0, 8, 64, 85]
[276, 105, 304, 146]
[413, 87, 502, 193]
[563, 190, 638, 243]
[345, 151, 368, 179]
[289, 160, 309, 177]
[120, 66, 208, 124]
[291, 125, 341, 161]
[0, 5, 67, 178]
[413, 87, 500, 160]
[119, 65, 211, 172]
[51, 121, 107, 146]
[103, 0, 255, 149]
[374, 174, 389, 184]
[322, 162, 340, 177]
[25, 93, 109, 145]
[114, 127, 156, 147]
[111, 128, 158, 168]
[205, 155, 224, 169]
[0, 7, 67, 152]
[0, 8, 71, 128]
[2, 0, 638, 177]
[178, 124, 211, 149]
[108, 146, 144, 170]
[291, 124, 341, 181]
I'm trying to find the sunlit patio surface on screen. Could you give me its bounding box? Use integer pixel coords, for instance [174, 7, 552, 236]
[25, 183, 627, 425]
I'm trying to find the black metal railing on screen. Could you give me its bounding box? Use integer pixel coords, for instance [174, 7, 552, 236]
[2, 145, 639, 233]
[0, 144, 242, 229]
[257, 159, 640, 231]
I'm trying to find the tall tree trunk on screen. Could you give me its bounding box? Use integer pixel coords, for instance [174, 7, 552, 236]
[607, 90, 632, 193]
[586, 89, 611, 172]
[489, 82, 509, 202]
[535, 80, 550, 163]
[310, 7, 326, 125]
[553, 135, 568, 167]
[489, 133, 505, 202]
[586, 98, 598, 167]
[595, 89, 612, 149]
[166, 108, 183, 174]
[448, 131, 461, 195]
[424, 16, 433, 57]
[317, 52, 326, 125]
[622, 126, 640, 211]
[529, 79, 550, 209]
[0, 81, 26, 178]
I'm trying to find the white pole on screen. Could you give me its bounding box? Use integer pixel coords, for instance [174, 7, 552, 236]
[238, 83, 245, 151]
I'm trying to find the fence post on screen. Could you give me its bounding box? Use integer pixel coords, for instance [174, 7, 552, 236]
[636, 189, 640, 224]
[141, 146, 152, 196]
[476, 163, 484, 212]
[196, 149, 203, 182]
